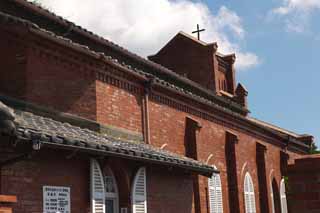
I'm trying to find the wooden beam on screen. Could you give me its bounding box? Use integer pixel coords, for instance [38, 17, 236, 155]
[0, 207, 12, 213]
[0, 195, 17, 203]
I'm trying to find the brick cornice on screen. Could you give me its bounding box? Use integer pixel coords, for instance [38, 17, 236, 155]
[31, 33, 311, 153]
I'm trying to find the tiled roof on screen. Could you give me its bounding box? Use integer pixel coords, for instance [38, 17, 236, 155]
[10, 108, 217, 176]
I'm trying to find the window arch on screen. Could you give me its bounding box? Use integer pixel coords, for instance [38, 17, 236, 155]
[208, 166, 223, 213]
[280, 179, 288, 213]
[244, 172, 256, 213]
[104, 167, 119, 213]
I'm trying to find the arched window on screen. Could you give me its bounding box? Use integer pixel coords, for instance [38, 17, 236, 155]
[132, 167, 147, 213]
[280, 179, 288, 213]
[244, 172, 256, 213]
[104, 167, 119, 213]
[208, 166, 223, 213]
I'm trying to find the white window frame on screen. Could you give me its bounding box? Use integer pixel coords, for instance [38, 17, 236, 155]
[104, 167, 119, 213]
[244, 172, 256, 213]
[208, 166, 223, 213]
[280, 179, 288, 213]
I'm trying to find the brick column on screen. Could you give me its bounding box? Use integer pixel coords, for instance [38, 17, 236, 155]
[225, 131, 240, 213]
[256, 143, 269, 213]
[184, 117, 202, 213]
[288, 155, 320, 213]
[280, 151, 289, 176]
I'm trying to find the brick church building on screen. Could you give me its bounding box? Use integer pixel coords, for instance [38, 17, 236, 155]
[0, 0, 314, 213]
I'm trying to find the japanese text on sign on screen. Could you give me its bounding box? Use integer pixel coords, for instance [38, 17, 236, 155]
[43, 186, 70, 213]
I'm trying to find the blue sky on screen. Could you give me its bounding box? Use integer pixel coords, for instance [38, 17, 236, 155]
[37, 0, 319, 145]
[204, 0, 320, 144]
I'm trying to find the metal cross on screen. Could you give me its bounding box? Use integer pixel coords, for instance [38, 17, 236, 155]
[192, 24, 205, 40]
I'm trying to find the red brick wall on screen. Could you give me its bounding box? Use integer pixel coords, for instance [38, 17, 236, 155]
[148, 95, 303, 213]
[287, 155, 320, 213]
[1, 149, 90, 213]
[149, 99, 187, 155]
[25, 44, 97, 121]
[96, 79, 143, 133]
[0, 28, 28, 99]
[147, 167, 194, 213]
[149, 34, 216, 91]
[0, 28, 98, 121]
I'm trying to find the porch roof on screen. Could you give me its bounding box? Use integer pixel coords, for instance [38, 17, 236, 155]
[0, 101, 218, 176]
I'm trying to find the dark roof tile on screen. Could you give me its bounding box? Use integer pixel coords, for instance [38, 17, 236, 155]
[13, 109, 217, 175]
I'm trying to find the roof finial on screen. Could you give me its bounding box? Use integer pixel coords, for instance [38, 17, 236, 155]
[192, 24, 205, 40]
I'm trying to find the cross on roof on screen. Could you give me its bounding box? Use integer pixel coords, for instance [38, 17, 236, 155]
[192, 24, 205, 40]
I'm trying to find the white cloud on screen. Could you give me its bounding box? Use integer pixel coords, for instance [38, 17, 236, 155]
[33, 0, 259, 70]
[272, 0, 320, 32]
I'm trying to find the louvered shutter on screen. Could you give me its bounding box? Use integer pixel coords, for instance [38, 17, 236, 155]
[270, 184, 275, 213]
[249, 176, 256, 213]
[244, 173, 256, 213]
[208, 172, 223, 213]
[91, 159, 106, 213]
[215, 174, 223, 213]
[244, 175, 250, 213]
[280, 179, 288, 213]
[132, 167, 147, 213]
[208, 174, 216, 213]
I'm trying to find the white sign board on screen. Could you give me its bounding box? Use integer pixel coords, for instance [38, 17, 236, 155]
[43, 186, 71, 213]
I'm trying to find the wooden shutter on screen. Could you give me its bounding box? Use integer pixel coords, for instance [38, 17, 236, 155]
[91, 158, 106, 213]
[280, 179, 288, 213]
[244, 173, 256, 213]
[132, 167, 147, 213]
[208, 172, 223, 213]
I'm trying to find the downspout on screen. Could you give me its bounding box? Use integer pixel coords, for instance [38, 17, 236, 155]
[142, 77, 154, 144]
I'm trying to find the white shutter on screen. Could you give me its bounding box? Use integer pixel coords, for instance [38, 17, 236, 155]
[208, 174, 216, 213]
[208, 171, 223, 213]
[91, 158, 106, 213]
[280, 179, 288, 213]
[215, 174, 223, 213]
[244, 173, 256, 213]
[244, 175, 250, 213]
[270, 184, 275, 213]
[132, 167, 147, 213]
